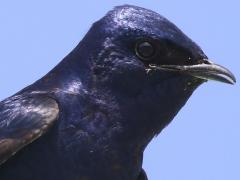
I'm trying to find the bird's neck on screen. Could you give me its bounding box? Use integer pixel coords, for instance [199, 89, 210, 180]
[79, 85, 177, 151]
[29, 27, 105, 93]
[82, 75, 199, 152]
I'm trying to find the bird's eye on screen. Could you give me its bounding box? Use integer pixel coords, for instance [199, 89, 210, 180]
[135, 41, 155, 60]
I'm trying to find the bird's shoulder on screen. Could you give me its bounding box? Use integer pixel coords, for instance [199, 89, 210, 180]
[0, 92, 59, 165]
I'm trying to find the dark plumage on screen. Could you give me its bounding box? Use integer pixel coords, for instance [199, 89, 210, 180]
[0, 5, 235, 180]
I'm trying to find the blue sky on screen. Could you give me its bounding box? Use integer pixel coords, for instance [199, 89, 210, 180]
[0, 1, 239, 179]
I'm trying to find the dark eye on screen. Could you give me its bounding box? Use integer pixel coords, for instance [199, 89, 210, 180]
[135, 41, 155, 60]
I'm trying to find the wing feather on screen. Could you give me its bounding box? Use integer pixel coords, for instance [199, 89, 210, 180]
[0, 94, 59, 165]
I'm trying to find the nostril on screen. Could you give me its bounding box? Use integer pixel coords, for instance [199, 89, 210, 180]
[197, 59, 211, 64]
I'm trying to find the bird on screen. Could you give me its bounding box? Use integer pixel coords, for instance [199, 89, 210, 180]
[0, 4, 236, 180]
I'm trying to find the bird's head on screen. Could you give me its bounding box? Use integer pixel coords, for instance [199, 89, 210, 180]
[85, 5, 235, 92]
[70, 5, 236, 139]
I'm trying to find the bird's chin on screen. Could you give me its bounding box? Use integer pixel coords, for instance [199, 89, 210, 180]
[146, 68, 204, 93]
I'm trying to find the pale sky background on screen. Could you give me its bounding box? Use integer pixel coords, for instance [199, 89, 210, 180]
[0, 1, 239, 180]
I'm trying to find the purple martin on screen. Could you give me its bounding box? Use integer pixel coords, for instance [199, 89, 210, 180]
[0, 5, 236, 180]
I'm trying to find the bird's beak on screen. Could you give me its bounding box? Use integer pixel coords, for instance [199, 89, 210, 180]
[149, 59, 236, 84]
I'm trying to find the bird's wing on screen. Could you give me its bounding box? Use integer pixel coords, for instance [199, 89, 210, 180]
[0, 94, 59, 165]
